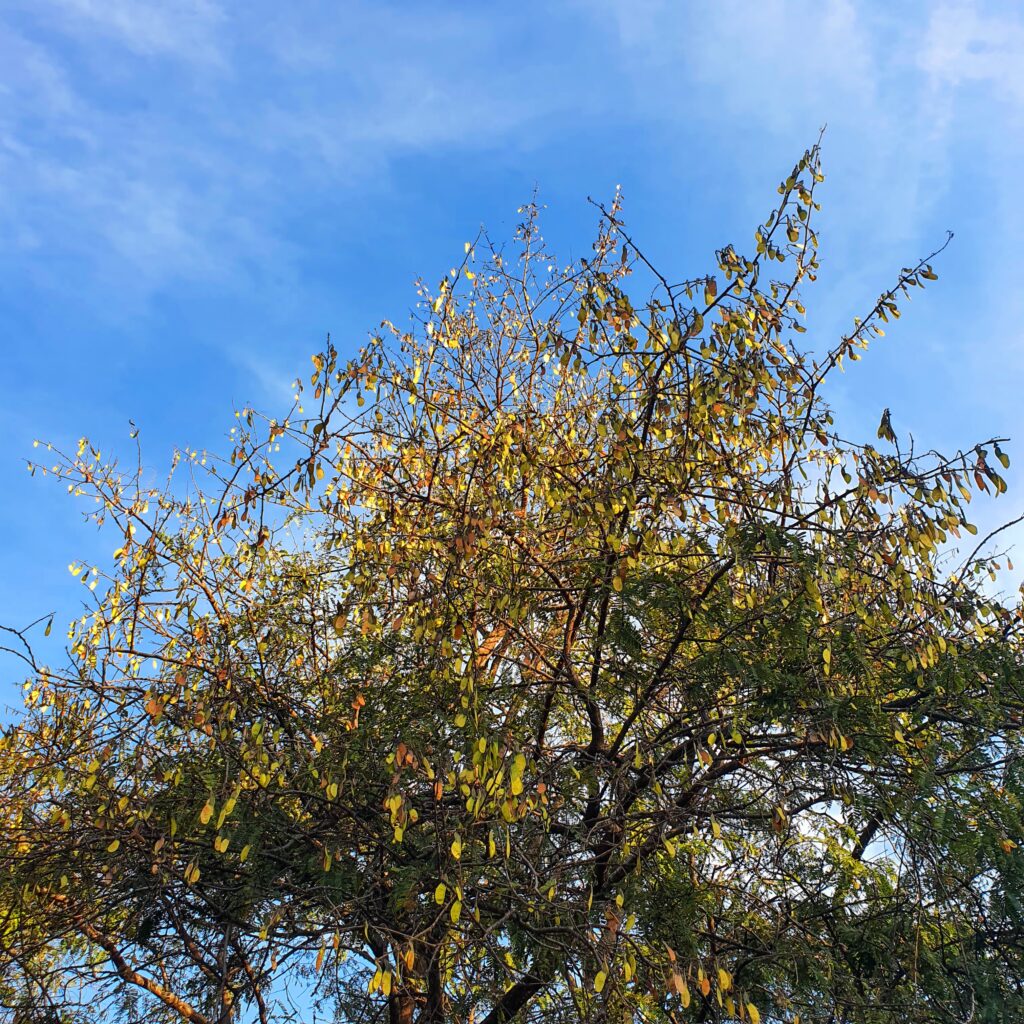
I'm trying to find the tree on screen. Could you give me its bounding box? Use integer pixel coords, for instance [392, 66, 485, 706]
[2, 142, 1023, 1024]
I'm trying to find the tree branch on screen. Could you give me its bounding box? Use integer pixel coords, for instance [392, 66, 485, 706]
[77, 921, 211, 1024]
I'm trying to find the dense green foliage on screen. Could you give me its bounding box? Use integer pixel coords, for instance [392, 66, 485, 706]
[2, 145, 1023, 1024]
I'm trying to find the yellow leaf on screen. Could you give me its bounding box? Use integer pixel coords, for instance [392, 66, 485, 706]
[717, 967, 732, 992]
[451, 835, 462, 860]
[106, 839, 120, 853]
[199, 801, 214, 825]
[450, 900, 462, 923]
[594, 970, 607, 993]
[747, 1002, 761, 1024]
[435, 882, 447, 904]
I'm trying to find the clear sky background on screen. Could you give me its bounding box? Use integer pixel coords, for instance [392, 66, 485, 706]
[3, 0, 1024, 700]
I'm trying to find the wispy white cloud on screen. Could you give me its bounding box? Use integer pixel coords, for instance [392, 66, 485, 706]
[597, 0, 877, 118]
[0, 14, 243, 301]
[4, 0, 1023, 362]
[29, 0, 226, 62]
[920, 1, 1024, 104]
[4, 0, 1023, 301]
[0, 2, 584, 313]
[582, 1, 1024, 364]
[584, 0, 957, 239]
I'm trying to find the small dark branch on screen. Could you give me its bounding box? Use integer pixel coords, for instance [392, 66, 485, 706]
[852, 814, 883, 862]
[609, 557, 734, 758]
[1, 616, 49, 674]
[477, 972, 549, 1024]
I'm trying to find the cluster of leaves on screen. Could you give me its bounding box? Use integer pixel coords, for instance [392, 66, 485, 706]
[2, 143, 1023, 1024]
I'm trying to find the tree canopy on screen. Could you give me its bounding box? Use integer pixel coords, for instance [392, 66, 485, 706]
[3, 143, 1023, 1024]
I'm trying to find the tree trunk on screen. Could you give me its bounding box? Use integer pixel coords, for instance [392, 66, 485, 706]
[390, 992, 415, 1024]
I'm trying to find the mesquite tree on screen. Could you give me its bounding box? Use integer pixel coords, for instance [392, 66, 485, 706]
[3, 144, 1023, 1024]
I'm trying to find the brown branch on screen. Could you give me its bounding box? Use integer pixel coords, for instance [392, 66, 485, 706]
[77, 920, 210, 1024]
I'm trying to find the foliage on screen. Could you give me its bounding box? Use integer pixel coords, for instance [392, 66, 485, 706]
[2, 143, 1023, 1024]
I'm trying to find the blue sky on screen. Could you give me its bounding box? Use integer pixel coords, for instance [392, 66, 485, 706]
[3, 0, 1024, 696]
